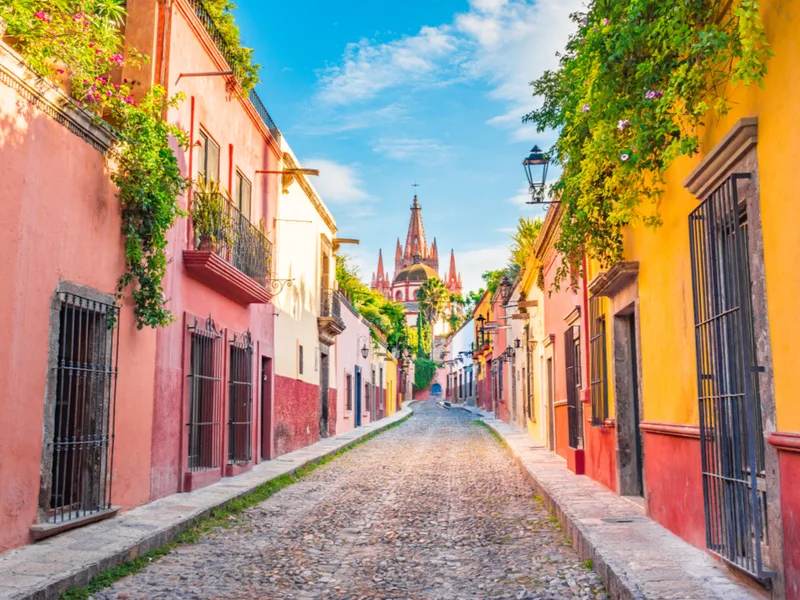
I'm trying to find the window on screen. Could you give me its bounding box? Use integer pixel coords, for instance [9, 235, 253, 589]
[228, 332, 253, 466]
[346, 373, 353, 411]
[47, 293, 119, 523]
[298, 345, 304, 375]
[589, 296, 609, 425]
[187, 316, 223, 471]
[235, 171, 252, 221]
[198, 130, 220, 182]
[565, 326, 584, 449]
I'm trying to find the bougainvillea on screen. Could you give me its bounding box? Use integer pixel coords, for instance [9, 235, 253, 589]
[2, 0, 188, 328]
[524, 0, 772, 288]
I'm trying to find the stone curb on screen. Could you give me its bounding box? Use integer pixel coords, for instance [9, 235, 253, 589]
[461, 407, 766, 600]
[0, 407, 414, 600]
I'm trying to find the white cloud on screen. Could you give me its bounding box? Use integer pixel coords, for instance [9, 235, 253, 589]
[299, 104, 408, 136]
[457, 245, 510, 294]
[301, 158, 371, 204]
[372, 138, 451, 163]
[314, 0, 580, 141]
[316, 26, 459, 105]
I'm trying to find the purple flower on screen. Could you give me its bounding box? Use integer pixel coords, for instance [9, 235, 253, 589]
[580, 15, 587, 25]
[620, 153, 630, 161]
[617, 119, 630, 130]
[582, 104, 590, 112]
[645, 89, 663, 100]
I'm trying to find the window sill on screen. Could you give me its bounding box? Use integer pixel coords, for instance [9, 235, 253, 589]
[31, 506, 120, 541]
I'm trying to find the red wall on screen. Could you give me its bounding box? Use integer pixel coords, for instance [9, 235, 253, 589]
[642, 432, 706, 549]
[328, 388, 337, 438]
[779, 449, 800, 599]
[585, 418, 617, 492]
[274, 375, 320, 457]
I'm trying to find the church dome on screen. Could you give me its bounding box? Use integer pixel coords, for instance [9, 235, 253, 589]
[394, 263, 438, 283]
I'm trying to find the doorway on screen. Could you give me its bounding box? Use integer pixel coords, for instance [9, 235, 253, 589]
[614, 309, 644, 498]
[319, 346, 330, 438]
[354, 366, 362, 427]
[260, 356, 273, 460]
[546, 357, 555, 451]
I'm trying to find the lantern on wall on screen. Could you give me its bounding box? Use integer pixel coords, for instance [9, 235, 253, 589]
[523, 145, 552, 204]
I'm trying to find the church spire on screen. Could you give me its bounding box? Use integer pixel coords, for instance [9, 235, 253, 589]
[446, 249, 462, 295]
[395, 238, 403, 273]
[376, 249, 385, 279]
[403, 194, 428, 267]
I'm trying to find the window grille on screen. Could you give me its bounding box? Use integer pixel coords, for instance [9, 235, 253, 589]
[688, 173, 772, 579]
[565, 327, 584, 448]
[589, 297, 609, 425]
[48, 293, 119, 523]
[187, 316, 223, 472]
[228, 331, 253, 466]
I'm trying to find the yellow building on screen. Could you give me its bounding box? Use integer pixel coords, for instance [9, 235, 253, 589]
[583, 2, 800, 593]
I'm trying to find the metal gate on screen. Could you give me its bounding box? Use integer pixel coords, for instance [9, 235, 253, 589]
[688, 173, 772, 579]
[228, 330, 253, 465]
[565, 327, 583, 448]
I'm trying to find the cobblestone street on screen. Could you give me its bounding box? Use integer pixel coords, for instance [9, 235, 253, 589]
[94, 402, 605, 600]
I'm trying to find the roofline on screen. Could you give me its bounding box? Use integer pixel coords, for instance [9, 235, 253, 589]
[282, 151, 338, 235]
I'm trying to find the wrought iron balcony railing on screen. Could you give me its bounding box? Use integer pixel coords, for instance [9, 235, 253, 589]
[320, 288, 343, 321]
[191, 195, 272, 287]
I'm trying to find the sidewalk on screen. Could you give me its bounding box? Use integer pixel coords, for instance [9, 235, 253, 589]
[0, 407, 412, 600]
[462, 406, 767, 600]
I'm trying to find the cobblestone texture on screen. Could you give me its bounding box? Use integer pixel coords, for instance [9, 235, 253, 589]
[93, 402, 605, 600]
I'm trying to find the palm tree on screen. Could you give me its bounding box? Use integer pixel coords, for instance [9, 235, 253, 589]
[510, 216, 543, 270]
[416, 277, 448, 359]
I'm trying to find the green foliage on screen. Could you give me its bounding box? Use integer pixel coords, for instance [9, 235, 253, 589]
[510, 217, 543, 270]
[524, 0, 772, 287]
[413, 356, 437, 392]
[336, 255, 407, 351]
[482, 269, 508, 295]
[113, 88, 188, 328]
[3, 0, 189, 328]
[416, 277, 448, 358]
[191, 176, 234, 249]
[200, 0, 259, 92]
[583, 558, 594, 570]
[464, 289, 485, 315]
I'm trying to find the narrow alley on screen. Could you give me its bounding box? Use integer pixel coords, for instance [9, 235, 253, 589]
[93, 403, 604, 600]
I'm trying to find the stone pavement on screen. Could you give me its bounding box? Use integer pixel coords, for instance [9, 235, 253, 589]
[91, 400, 604, 599]
[0, 407, 412, 600]
[461, 406, 769, 600]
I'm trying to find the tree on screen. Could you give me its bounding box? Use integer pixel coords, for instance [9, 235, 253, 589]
[481, 269, 508, 295]
[510, 217, 543, 270]
[416, 277, 448, 359]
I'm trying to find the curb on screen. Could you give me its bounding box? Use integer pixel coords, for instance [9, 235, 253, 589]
[1, 407, 414, 600]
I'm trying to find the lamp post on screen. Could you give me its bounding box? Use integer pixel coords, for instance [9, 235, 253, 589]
[357, 335, 370, 359]
[499, 275, 513, 306]
[477, 315, 486, 347]
[523, 145, 554, 204]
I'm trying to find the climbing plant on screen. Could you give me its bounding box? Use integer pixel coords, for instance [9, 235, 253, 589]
[2, 0, 189, 328]
[524, 0, 772, 288]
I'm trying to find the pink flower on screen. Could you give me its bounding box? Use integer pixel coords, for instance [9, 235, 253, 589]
[602, 18, 609, 26]
[645, 89, 663, 100]
[34, 11, 52, 23]
[107, 90, 113, 97]
[97, 75, 107, 84]
[72, 13, 83, 22]
[123, 78, 129, 83]
[110, 53, 124, 67]
[88, 42, 95, 48]
[620, 153, 630, 161]
[582, 104, 590, 112]
[56, 68, 65, 75]
[617, 119, 630, 130]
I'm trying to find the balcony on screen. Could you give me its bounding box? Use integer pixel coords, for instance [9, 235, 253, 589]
[183, 194, 274, 305]
[318, 289, 346, 345]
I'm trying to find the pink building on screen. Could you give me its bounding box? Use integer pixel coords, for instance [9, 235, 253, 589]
[0, 41, 158, 552]
[125, 0, 282, 495]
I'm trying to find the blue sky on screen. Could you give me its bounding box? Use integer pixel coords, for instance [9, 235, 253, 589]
[235, 0, 579, 293]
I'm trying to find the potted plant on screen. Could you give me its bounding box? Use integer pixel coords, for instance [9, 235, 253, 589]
[192, 175, 233, 252]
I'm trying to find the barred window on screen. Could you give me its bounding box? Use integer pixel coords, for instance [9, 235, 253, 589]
[187, 316, 223, 472]
[589, 296, 609, 425]
[298, 345, 304, 375]
[228, 331, 253, 466]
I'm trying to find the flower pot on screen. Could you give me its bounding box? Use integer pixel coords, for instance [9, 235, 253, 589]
[198, 236, 216, 252]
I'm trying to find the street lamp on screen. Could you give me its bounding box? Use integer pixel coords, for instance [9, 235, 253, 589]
[500, 275, 513, 305]
[357, 335, 370, 359]
[476, 315, 486, 347]
[523, 145, 553, 204]
[515, 338, 522, 349]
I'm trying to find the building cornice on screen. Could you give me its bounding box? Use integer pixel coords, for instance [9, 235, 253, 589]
[0, 40, 115, 152]
[532, 203, 562, 262]
[283, 153, 338, 235]
[173, 0, 281, 160]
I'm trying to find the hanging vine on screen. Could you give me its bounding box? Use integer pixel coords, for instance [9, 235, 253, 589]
[524, 0, 772, 288]
[1, 0, 188, 328]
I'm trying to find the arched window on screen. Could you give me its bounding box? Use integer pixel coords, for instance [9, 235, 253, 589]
[396, 291, 403, 301]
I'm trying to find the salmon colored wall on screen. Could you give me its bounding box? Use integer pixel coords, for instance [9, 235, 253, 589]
[144, 4, 279, 498]
[584, 424, 617, 492]
[0, 79, 156, 552]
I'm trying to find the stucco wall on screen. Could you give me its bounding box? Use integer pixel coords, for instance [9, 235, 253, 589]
[0, 65, 156, 551]
[274, 375, 320, 457]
